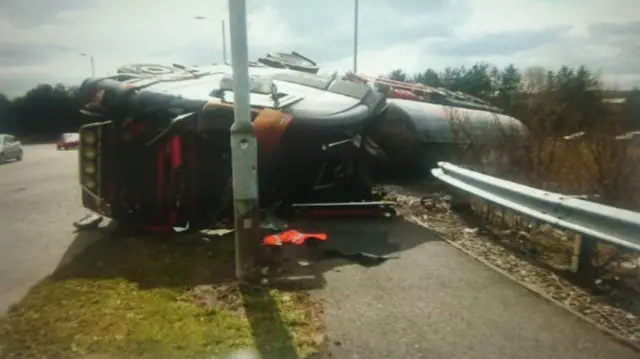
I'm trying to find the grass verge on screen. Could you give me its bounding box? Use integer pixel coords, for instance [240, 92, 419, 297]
[0, 231, 323, 359]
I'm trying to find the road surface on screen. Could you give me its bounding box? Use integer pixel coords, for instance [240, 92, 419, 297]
[309, 218, 640, 359]
[0, 144, 637, 358]
[0, 144, 86, 312]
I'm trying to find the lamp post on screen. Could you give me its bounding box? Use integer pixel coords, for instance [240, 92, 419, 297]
[80, 53, 95, 77]
[226, 0, 260, 280]
[194, 16, 228, 64]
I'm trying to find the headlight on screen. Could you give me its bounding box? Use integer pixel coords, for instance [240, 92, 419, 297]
[84, 148, 96, 160]
[84, 162, 96, 175]
[84, 132, 96, 145]
[85, 179, 96, 189]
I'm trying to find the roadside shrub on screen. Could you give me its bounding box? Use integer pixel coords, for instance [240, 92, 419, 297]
[450, 83, 640, 211]
[444, 77, 640, 305]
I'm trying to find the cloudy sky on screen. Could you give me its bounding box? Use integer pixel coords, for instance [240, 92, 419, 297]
[0, 0, 638, 97]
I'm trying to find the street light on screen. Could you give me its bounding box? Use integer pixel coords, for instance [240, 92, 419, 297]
[353, 0, 359, 73]
[194, 16, 228, 64]
[227, 0, 260, 280]
[80, 53, 95, 77]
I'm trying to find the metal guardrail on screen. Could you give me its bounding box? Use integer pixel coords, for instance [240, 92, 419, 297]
[562, 131, 640, 141]
[431, 162, 640, 256]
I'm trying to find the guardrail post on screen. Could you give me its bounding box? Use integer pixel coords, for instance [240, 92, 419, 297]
[571, 234, 598, 277]
[449, 188, 472, 212]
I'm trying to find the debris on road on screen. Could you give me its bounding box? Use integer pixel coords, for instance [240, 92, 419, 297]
[261, 221, 398, 268]
[263, 229, 328, 246]
[72, 213, 103, 231]
[319, 250, 398, 267]
[291, 201, 397, 219]
[201, 228, 234, 237]
[261, 206, 288, 231]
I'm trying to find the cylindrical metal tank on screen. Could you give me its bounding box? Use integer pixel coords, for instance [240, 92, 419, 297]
[370, 98, 528, 176]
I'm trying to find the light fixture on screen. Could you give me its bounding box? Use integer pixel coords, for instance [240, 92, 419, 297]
[85, 179, 97, 189]
[84, 162, 96, 175]
[84, 148, 96, 160]
[84, 131, 96, 145]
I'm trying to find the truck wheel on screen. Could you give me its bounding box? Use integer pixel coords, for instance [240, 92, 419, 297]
[258, 52, 320, 74]
[117, 64, 191, 77]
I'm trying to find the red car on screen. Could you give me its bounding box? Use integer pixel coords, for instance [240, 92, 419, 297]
[57, 133, 80, 150]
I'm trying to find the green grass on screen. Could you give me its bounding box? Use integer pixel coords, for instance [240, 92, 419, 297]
[0, 231, 324, 359]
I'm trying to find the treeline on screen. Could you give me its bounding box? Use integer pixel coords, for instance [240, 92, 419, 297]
[384, 64, 640, 135]
[385, 64, 640, 209]
[0, 84, 85, 140]
[0, 63, 639, 139]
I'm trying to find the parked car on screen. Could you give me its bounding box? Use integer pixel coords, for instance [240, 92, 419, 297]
[57, 133, 80, 150]
[0, 134, 23, 164]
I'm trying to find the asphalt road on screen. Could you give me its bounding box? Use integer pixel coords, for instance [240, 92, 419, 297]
[0, 144, 86, 312]
[298, 221, 640, 359]
[0, 145, 637, 359]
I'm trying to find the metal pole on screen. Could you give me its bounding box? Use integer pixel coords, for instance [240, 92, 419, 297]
[221, 20, 228, 64]
[227, 0, 260, 281]
[194, 16, 227, 64]
[80, 53, 95, 77]
[353, 0, 359, 73]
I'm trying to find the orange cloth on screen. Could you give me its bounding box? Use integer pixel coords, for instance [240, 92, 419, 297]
[262, 230, 328, 246]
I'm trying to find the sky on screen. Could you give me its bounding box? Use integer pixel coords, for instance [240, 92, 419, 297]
[0, 0, 638, 97]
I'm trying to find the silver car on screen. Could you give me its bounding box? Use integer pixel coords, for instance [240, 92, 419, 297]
[0, 134, 23, 164]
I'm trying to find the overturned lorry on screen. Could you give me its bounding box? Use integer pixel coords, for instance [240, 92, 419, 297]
[76, 53, 526, 233]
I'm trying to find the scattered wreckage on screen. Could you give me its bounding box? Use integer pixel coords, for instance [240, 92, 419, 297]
[74, 51, 526, 234]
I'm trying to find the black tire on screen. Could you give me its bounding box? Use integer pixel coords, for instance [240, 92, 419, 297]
[379, 206, 398, 219]
[291, 51, 317, 66]
[258, 52, 320, 74]
[116, 64, 190, 77]
[257, 56, 286, 69]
